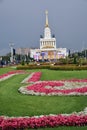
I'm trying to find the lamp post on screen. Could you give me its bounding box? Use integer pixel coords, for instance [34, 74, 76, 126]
[85, 49, 87, 60]
[9, 42, 14, 63]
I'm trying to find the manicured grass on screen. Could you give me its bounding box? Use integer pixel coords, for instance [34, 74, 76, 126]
[1, 74, 87, 116]
[0, 67, 87, 129]
[0, 66, 16, 74]
[29, 126, 87, 130]
[40, 69, 87, 80]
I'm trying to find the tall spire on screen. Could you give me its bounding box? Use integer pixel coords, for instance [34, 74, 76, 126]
[45, 10, 49, 27]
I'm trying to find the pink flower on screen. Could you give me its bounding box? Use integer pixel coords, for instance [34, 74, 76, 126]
[0, 114, 87, 129]
[0, 70, 25, 81]
[27, 72, 42, 83]
[25, 80, 87, 95]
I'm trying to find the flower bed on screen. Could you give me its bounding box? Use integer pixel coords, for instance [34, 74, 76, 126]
[0, 70, 25, 81]
[19, 71, 87, 96]
[0, 108, 87, 129]
[28, 72, 42, 83]
[1, 70, 87, 129]
[19, 79, 87, 96]
[21, 72, 42, 83]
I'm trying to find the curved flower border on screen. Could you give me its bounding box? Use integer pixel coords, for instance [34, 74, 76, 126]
[0, 70, 25, 82]
[0, 108, 87, 129]
[19, 72, 87, 96]
[19, 80, 87, 96]
[21, 72, 42, 83]
[1, 71, 87, 128]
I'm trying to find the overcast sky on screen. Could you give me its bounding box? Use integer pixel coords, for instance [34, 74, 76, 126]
[0, 0, 87, 55]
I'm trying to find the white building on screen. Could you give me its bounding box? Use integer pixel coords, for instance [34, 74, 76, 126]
[30, 11, 68, 61]
[40, 11, 56, 50]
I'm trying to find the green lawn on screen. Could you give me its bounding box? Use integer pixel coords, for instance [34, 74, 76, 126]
[29, 126, 87, 130]
[0, 66, 15, 74]
[0, 67, 87, 130]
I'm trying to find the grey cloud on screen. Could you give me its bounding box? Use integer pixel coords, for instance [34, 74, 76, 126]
[0, 0, 87, 55]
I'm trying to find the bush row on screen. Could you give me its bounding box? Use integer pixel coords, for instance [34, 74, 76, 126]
[17, 65, 50, 70]
[16, 64, 87, 70]
[50, 65, 87, 70]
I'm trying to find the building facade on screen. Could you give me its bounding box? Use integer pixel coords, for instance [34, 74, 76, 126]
[40, 11, 56, 50]
[30, 11, 68, 61]
[16, 48, 30, 55]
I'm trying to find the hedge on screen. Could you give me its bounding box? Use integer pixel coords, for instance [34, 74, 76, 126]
[17, 65, 50, 70]
[16, 65, 87, 70]
[50, 65, 87, 70]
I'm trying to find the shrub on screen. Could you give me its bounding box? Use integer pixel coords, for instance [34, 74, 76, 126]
[50, 65, 87, 70]
[21, 60, 25, 66]
[17, 65, 50, 70]
[16, 64, 87, 71]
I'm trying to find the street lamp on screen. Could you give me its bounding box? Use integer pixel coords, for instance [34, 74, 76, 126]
[85, 49, 87, 60]
[9, 42, 14, 63]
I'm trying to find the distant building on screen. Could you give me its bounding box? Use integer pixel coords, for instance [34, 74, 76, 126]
[40, 10, 56, 50]
[30, 11, 68, 61]
[16, 48, 30, 55]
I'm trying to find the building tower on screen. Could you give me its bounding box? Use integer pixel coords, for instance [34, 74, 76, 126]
[40, 11, 56, 50]
[30, 10, 68, 60]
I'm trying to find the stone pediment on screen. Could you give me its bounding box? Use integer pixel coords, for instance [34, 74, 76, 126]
[42, 46, 54, 49]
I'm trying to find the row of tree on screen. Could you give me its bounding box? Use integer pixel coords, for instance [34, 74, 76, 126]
[0, 49, 87, 66]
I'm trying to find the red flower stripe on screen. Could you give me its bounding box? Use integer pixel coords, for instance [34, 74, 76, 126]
[27, 72, 42, 82]
[0, 114, 87, 129]
[26, 81, 87, 95]
[0, 70, 25, 80]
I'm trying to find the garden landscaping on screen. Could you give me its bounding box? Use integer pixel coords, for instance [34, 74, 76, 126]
[19, 72, 87, 96]
[0, 67, 87, 129]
